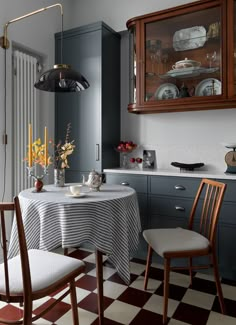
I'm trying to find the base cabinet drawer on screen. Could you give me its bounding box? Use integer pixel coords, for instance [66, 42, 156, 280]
[150, 176, 201, 198]
[151, 214, 188, 229]
[105, 173, 148, 193]
[216, 179, 236, 202]
[150, 196, 193, 219]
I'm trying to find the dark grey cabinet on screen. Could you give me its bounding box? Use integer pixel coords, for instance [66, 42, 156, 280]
[105, 171, 236, 280]
[216, 179, 236, 280]
[55, 22, 121, 182]
[105, 173, 148, 259]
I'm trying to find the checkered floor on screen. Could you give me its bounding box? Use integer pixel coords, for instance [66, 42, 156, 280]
[1, 247, 236, 325]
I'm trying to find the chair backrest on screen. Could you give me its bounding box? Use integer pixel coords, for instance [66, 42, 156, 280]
[188, 178, 226, 246]
[0, 197, 32, 302]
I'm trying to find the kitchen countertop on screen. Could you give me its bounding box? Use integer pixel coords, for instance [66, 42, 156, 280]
[103, 168, 236, 180]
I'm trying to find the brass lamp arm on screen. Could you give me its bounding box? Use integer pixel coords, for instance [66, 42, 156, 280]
[0, 3, 63, 49]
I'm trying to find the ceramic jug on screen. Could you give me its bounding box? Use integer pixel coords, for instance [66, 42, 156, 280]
[84, 169, 102, 191]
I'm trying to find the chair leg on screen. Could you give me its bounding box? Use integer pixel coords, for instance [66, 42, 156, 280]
[144, 245, 153, 290]
[211, 251, 226, 314]
[189, 257, 193, 286]
[163, 258, 171, 324]
[70, 280, 79, 325]
[22, 299, 32, 325]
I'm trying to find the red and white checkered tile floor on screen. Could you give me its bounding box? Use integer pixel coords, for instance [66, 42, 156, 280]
[1, 247, 236, 325]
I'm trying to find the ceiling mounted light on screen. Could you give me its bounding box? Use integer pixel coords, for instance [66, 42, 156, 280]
[0, 3, 90, 92]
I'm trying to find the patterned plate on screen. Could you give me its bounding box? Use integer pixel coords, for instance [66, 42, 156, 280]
[154, 83, 179, 100]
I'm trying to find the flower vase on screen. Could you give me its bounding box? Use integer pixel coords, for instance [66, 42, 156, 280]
[34, 179, 44, 192]
[54, 168, 65, 187]
[121, 153, 128, 169]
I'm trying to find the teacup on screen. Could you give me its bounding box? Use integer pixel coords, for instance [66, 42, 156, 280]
[70, 184, 82, 196]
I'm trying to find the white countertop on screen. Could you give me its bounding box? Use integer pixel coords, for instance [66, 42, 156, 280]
[103, 168, 236, 180]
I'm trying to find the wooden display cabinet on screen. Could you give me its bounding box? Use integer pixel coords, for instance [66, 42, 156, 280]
[127, 0, 236, 114]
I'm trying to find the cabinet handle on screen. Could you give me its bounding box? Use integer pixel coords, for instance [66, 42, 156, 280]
[96, 144, 99, 161]
[121, 182, 130, 186]
[175, 206, 185, 211]
[174, 185, 186, 190]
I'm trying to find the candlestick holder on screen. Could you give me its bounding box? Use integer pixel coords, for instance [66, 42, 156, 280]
[27, 166, 49, 192]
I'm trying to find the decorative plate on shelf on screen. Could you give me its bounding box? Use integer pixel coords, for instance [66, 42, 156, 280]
[154, 83, 179, 100]
[173, 26, 207, 51]
[195, 78, 221, 96]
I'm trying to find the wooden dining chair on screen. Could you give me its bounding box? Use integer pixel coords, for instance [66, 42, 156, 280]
[0, 196, 85, 325]
[143, 178, 226, 324]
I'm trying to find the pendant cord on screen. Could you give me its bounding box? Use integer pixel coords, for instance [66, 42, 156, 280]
[61, 12, 63, 64]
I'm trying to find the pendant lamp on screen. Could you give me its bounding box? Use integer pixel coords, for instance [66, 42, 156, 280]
[0, 3, 90, 92]
[35, 64, 90, 92]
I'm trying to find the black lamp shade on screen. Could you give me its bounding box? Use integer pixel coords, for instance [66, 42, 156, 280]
[34, 64, 90, 92]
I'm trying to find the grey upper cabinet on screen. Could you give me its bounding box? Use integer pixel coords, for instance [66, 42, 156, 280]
[55, 22, 121, 182]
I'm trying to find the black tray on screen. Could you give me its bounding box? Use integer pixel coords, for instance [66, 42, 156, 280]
[171, 162, 204, 171]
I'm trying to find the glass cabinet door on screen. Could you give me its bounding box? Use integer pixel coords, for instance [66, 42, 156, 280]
[144, 5, 222, 104]
[129, 25, 136, 105]
[234, 0, 236, 96]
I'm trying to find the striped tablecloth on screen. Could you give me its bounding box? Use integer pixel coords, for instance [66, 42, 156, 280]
[8, 184, 141, 284]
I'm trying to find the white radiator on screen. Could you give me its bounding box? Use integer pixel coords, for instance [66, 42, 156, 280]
[13, 50, 38, 195]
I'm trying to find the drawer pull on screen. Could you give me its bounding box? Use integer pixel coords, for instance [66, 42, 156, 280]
[121, 182, 130, 186]
[175, 206, 185, 211]
[174, 185, 186, 190]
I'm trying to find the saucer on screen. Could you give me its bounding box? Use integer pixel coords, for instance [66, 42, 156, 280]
[65, 192, 86, 198]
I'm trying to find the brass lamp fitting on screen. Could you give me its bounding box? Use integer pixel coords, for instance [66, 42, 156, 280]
[0, 3, 63, 50]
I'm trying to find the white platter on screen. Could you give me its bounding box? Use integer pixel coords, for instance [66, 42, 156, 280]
[167, 66, 201, 78]
[173, 26, 207, 51]
[221, 143, 236, 149]
[195, 78, 221, 96]
[65, 193, 86, 198]
[154, 83, 179, 100]
[160, 67, 219, 80]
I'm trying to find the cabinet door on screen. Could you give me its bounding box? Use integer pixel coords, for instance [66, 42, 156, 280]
[105, 173, 148, 225]
[218, 201, 236, 280]
[127, 0, 232, 114]
[55, 29, 101, 182]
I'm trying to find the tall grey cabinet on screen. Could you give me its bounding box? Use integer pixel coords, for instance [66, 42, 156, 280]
[55, 22, 121, 182]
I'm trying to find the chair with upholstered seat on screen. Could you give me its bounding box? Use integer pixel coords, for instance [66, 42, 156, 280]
[143, 178, 226, 324]
[0, 196, 85, 325]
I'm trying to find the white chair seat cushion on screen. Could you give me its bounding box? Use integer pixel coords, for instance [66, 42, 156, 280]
[0, 249, 85, 294]
[143, 228, 210, 257]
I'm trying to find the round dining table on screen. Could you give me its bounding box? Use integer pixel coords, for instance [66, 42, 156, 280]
[8, 183, 141, 325]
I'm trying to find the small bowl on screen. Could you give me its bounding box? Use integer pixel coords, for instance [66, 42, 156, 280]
[172, 58, 201, 70]
[69, 184, 83, 196]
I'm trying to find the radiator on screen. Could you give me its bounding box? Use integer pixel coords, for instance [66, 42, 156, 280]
[13, 50, 38, 195]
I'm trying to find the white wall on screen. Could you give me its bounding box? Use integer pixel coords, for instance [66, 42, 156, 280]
[0, 0, 74, 199]
[68, 0, 236, 172]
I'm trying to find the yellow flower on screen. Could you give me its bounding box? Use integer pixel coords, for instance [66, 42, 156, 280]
[26, 137, 52, 168]
[54, 124, 75, 169]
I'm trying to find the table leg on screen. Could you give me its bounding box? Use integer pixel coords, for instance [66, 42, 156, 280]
[96, 249, 104, 325]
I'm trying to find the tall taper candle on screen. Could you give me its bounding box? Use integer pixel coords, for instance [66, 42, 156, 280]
[44, 127, 48, 166]
[28, 124, 32, 167]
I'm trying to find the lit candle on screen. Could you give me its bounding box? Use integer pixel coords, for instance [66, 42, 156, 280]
[44, 127, 48, 166]
[28, 124, 32, 167]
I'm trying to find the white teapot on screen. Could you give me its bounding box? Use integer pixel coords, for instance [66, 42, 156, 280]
[84, 169, 102, 191]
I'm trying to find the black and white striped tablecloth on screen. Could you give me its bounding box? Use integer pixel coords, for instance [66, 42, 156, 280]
[8, 184, 141, 284]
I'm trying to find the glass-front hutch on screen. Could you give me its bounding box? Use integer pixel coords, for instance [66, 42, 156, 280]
[127, 0, 236, 114]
